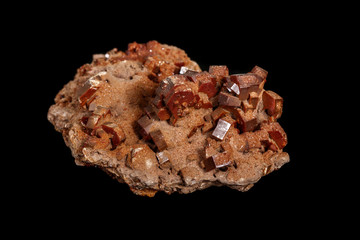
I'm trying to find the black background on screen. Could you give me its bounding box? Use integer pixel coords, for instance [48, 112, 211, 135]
[9, 3, 341, 235]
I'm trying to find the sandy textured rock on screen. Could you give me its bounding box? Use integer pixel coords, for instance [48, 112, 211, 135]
[48, 41, 289, 197]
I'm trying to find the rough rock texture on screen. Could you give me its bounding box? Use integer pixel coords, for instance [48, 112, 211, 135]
[48, 41, 289, 197]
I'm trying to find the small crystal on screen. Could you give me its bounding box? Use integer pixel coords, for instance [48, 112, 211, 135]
[212, 119, 231, 140]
